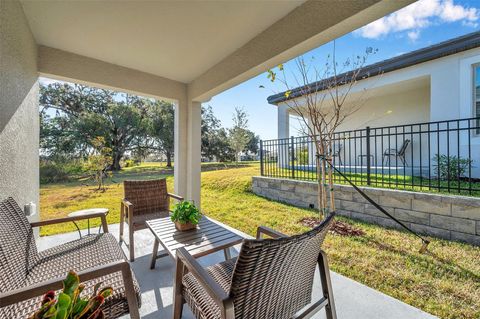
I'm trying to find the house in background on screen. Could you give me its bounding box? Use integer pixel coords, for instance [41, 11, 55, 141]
[268, 31, 480, 178]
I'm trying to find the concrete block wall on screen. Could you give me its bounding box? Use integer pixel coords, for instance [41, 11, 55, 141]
[252, 176, 480, 246]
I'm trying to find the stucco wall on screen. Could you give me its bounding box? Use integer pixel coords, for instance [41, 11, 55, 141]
[252, 176, 480, 246]
[0, 0, 39, 222]
[336, 85, 430, 131]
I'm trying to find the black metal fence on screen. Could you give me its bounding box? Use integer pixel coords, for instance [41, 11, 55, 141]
[260, 117, 480, 196]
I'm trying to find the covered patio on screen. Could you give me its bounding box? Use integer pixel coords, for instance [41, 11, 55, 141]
[0, 0, 445, 318]
[36, 223, 436, 319]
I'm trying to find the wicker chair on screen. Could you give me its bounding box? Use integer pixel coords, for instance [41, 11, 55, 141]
[173, 213, 337, 319]
[0, 197, 141, 319]
[121, 179, 183, 261]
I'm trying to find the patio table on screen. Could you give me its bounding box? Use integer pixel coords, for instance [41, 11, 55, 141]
[68, 208, 109, 238]
[146, 216, 243, 269]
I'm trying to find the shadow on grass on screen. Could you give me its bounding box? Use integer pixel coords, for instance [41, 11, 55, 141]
[360, 234, 480, 283]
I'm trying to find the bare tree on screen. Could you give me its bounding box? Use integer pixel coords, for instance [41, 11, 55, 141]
[267, 45, 377, 219]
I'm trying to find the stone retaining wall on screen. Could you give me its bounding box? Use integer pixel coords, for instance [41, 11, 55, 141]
[252, 176, 480, 246]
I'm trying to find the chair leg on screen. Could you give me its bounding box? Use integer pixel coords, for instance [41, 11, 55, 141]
[173, 260, 185, 319]
[119, 204, 125, 244]
[129, 223, 135, 262]
[318, 251, 337, 319]
[121, 262, 140, 319]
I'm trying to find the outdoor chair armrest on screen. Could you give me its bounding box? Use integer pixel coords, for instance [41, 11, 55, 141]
[30, 212, 109, 233]
[122, 199, 133, 208]
[176, 247, 233, 315]
[0, 260, 132, 308]
[168, 193, 184, 201]
[256, 226, 288, 239]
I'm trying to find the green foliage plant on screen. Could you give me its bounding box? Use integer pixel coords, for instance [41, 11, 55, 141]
[170, 201, 201, 225]
[30, 271, 113, 319]
[433, 154, 473, 180]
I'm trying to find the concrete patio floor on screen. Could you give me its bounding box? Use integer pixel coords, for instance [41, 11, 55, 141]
[37, 223, 437, 319]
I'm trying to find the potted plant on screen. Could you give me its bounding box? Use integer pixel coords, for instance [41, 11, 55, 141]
[171, 201, 201, 231]
[30, 271, 113, 319]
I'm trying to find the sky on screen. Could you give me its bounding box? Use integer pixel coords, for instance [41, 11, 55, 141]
[208, 0, 480, 140]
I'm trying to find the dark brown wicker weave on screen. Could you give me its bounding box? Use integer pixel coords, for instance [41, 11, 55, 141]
[173, 213, 337, 319]
[121, 178, 183, 261]
[0, 197, 141, 319]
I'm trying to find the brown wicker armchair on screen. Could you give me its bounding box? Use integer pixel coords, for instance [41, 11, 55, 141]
[0, 197, 141, 319]
[173, 213, 337, 319]
[121, 179, 183, 261]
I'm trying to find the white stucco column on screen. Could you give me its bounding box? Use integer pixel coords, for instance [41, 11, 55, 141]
[277, 103, 290, 168]
[174, 99, 202, 207]
[187, 101, 202, 206]
[174, 98, 188, 199]
[278, 103, 290, 139]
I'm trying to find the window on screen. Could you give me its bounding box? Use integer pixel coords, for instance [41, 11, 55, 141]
[475, 65, 480, 134]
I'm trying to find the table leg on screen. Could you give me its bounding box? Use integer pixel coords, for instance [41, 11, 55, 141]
[87, 219, 91, 235]
[72, 221, 82, 239]
[150, 238, 160, 269]
[223, 247, 231, 260]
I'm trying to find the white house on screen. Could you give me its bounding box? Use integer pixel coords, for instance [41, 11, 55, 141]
[268, 31, 480, 178]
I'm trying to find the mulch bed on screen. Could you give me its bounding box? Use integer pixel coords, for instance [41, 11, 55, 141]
[300, 217, 365, 237]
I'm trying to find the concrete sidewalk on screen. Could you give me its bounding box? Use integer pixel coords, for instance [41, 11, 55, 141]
[37, 223, 437, 319]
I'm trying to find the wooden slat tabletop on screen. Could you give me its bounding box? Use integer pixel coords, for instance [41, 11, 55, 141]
[146, 216, 243, 258]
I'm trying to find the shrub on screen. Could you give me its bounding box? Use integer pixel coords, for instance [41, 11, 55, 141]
[123, 159, 136, 168]
[433, 154, 473, 180]
[40, 160, 84, 184]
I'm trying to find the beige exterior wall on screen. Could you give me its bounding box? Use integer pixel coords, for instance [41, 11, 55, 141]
[0, 0, 39, 221]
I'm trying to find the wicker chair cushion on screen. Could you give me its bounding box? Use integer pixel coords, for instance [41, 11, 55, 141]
[182, 258, 236, 319]
[0, 233, 141, 319]
[124, 179, 170, 216]
[0, 198, 39, 293]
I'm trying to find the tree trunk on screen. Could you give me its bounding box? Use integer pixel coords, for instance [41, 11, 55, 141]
[111, 151, 122, 171]
[166, 150, 172, 167]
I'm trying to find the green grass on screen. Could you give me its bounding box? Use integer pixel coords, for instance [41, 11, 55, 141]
[267, 164, 480, 197]
[40, 162, 480, 319]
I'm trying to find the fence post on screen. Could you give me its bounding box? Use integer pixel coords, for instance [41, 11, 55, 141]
[291, 136, 295, 179]
[366, 126, 371, 185]
[259, 140, 264, 176]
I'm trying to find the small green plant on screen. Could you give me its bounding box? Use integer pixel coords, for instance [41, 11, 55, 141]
[433, 154, 473, 180]
[171, 201, 201, 225]
[30, 271, 113, 319]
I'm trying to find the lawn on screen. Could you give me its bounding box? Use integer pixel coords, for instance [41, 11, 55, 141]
[40, 162, 480, 319]
[265, 164, 480, 197]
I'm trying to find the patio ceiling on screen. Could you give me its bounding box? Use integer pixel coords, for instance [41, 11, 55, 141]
[21, 0, 305, 84]
[20, 0, 414, 102]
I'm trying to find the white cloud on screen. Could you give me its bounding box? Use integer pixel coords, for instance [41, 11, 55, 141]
[407, 30, 420, 41]
[355, 0, 478, 39]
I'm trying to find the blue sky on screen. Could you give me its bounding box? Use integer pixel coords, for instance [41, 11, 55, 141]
[209, 0, 480, 140]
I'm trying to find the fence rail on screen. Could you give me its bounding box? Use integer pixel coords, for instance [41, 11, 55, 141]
[260, 117, 480, 196]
